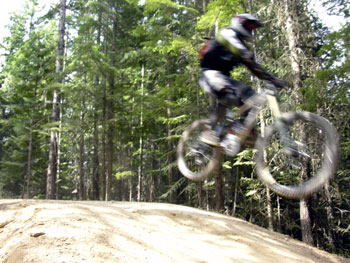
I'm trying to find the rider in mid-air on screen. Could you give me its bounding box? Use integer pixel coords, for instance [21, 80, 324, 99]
[199, 13, 285, 146]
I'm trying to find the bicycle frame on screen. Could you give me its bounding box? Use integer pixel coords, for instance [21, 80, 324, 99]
[230, 83, 279, 142]
[234, 82, 296, 154]
[177, 81, 339, 197]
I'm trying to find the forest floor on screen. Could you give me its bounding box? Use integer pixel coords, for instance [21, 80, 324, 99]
[0, 200, 349, 263]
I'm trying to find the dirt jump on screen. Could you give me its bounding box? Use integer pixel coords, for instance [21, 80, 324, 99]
[0, 200, 348, 263]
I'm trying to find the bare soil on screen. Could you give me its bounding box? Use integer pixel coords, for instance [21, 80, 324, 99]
[0, 199, 349, 263]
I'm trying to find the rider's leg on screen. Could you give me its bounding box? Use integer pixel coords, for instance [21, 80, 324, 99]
[209, 100, 226, 130]
[199, 71, 256, 146]
[199, 71, 238, 146]
[225, 80, 258, 145]
[201, 93, 238, 146]
[201, 101, 226, 146]
[223, 79, 256, 115]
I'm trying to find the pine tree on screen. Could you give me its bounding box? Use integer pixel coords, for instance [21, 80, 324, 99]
[46, 0, 66, 199]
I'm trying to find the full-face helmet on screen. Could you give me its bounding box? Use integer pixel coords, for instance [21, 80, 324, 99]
[229, 13, 262, 39]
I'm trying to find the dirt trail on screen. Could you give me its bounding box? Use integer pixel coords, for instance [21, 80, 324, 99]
[0, 200, 348, 263]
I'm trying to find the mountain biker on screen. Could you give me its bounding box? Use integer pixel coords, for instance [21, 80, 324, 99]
[199, 13, 285, 146]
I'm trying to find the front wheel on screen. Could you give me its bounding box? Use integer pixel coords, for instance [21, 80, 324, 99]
[177, 119, 223, 181]
[255, 111, 339, 199]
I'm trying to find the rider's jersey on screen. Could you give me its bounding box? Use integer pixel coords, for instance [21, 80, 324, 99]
[200, 28, 273, 80]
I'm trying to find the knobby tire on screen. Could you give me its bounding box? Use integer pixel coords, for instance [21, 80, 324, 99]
[255, 111, 339, 199]
[177, 119, 223, 181]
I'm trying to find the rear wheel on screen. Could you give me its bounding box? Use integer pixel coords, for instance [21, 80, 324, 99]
[255, 111, 339, 199]
[177, 119, 223, 181]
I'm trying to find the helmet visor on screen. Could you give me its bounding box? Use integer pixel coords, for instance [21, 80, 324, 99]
[243, 20, 261, 33]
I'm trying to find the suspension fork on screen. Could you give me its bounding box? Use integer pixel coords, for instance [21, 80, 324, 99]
[266, 91, 298, 155]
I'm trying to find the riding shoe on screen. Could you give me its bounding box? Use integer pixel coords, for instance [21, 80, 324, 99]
[199, 130, 220, 147]
[200, 127, 257, 148]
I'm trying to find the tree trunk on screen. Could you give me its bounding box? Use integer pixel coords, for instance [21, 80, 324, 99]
[24, 7, 38, 198]
[277, 196, 282, 232]
[24, 82, 37, 199]
[101, 77, 107, 200]
[232, 168, 240, 217]
[215, 166, 224, 212]
[167, 105, 175, 203]
[324, 182, 336, 251]
[92, 13, 102, 201]
[202, 0, 207, 13]
[129, 175, 133, 202]
[149, 144, 157, 202]
[106, 83, 114, 201]
[24, 124, 33, 199]
[167, 87, 177, 203]
[284, 0, 314, 245]
[92, 93, 100, 200]
[197, 182, 203, 208]
[259, 99, 273, 230]
[205, 179, 209, 210]
[214, 147, 224, 212]
[137, 137, 143, 201]
[300, 198, 314, 245]
[46, 0, 66, 199]
[196, 66, 203, 208]
[299, 130, 314, 245]
[56, 97, 63, 200]
[266, 187, 274, 230]
[137, 65, 144, 202]
[79, 91, 86, 200]
[106, 1, 118, 201]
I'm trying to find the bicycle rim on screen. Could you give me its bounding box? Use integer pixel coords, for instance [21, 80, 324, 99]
[255, 111, 339, 199]
[177, 119, 223, 181]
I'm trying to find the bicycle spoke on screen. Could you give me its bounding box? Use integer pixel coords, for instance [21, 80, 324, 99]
[177, 119, 220, 180]
[255, 111, 339, 199]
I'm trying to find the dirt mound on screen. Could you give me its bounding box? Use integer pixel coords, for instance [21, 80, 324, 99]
[0, 200, 348, 263]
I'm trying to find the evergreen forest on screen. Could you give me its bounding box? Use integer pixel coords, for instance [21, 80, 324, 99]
[0, 0, 349, 257]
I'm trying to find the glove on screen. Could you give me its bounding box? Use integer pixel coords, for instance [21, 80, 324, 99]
[271, 78, 286, 89]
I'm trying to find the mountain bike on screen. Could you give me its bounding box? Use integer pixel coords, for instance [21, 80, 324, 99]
[176, 81, 339, 199]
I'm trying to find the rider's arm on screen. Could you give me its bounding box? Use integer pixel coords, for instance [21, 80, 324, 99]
[216, 28, 248, 56]
[243, 57, 285, 88]
[216, 28, 274, 81]
[242, 55, 274, 81]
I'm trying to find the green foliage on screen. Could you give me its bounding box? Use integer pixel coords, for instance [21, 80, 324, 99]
[0, 0, 56, 198]
[159, 177, 187, 199]
[115, 170, 135, 180]
[197, 0, 242, 34]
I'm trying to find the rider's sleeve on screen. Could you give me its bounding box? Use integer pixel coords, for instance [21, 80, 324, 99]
[243, 56, 274, 80]
[216, 28, 274, 81]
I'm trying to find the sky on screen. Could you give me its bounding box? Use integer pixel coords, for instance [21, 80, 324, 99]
[0, 0, 344, 40]
[0, 0, 56, 39]
[310, 0, 343, 31]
